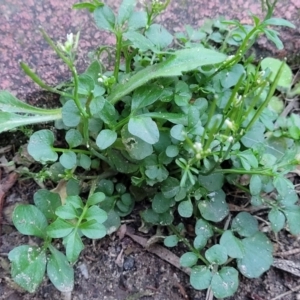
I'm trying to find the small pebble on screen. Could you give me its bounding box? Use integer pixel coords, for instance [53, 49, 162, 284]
[78, 263, 89, 279]
[123, 256, 135, 271]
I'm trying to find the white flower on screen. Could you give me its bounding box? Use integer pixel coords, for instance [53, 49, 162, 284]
[193, 142, 202, 152]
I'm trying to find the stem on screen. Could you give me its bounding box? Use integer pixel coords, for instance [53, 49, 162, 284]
[214, 167, 274, 176]
[169, 224, 210, 266]
[53, 147, 91, 155]
[114, 31, 123, 81]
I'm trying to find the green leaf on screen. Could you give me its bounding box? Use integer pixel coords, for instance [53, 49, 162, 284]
[12, 205, 48, 239]
[127, 11, 147, 30]
[164, 235, 178, 247]
[107, 47, 227, 105]
[273, 176, 294, 197]
[59, 151, 77, 169]
[28, 129, 58, 163]
[220, 64, 245, 89]
[190, 266, 212, 290]
[80, 220, 107, 239]
[249, 175, 262, 196]
[166, 145, 179, 158]
[99, 100, 118, 126]
[195, 218, 213, 238]
[128, 116, 159, 144]
[62, 100, 81, 127]
[264, 18, 295, 28]
[238, 150, 258, 171]
[237, 232, 273, 278]
[0, 111, 61, 133]
[66, 195, 83, 209]
[65, 129, 83, 148]
[152, 193, 173, 214]
[268, 208, 285, 233]
[220, 230, 244, 258]
[47, 245, 74, 292]
[141, 208, 160, 224]
[170, 124, 185, 141]
[198, 190, 229, 222]
[103, 209, 121, 234]
[78, 153, 91, 170]
[47, 218, 74, 238]
[131, 84, 163, 111]
[85, 205, 107, 223]
[205, 244, 228, 264]
[55, 203, 79, 220]
[145, 24, 173, 50]
[174, 81, 192, 106]
[283, 206, 300, 235]
[87, 192, 106, 206]
[33, 189, 61, 220]
[9, 245, 47, 293]
[117, 0, 136, 25]
[107, 149, 139, 173]
[124, 30, 156, 52]
[73, 2, 101, 12]
[161, 177, 180, 199]
[78, 74, 95, 95]
[178, 199, 193, 218]
[121, 125, 153, 160]
[63, 230, 84, 263]
[261, 57, 292, 88]
[211, 267, 239, 298]
[66, 178, 80, 196]
[90, 95, 105, 115]
[193, 235, 208, 250]
[96, 129, 117, 150]
[240, 121, 265, 148]
[93, 5, 115, 32]
[231, 212, 259, 237]
[198, 173, 224, 192]
[180, 252, 198, 267]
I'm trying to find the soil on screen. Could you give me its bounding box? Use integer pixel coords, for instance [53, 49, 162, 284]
[0, 92, 300, 300]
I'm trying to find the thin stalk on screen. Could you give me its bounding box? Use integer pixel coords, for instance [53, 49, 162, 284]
[169, 224, 210, 266]
[114, 31, 123, 81]
[244, 61, 285, 132]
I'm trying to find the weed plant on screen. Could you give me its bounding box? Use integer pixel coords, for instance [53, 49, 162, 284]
[0, 0, 299, 297]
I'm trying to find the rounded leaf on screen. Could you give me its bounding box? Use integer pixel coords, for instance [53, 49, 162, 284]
[190, 266, 212, 290]
[237, 232, 273, 278]
[193, 234, 208, 250]
[211, 267, 239, 298]
[80, 220, 107, 239]
[220, 230, 244, 259]
[268, 208, 285, 233]
[62, 100, 81, 127]
[28, 129, 58, 163]
[9, 245, 47, 293]
[87, 192, 106, 206]
[59, 151, 77, 169]
[164, 235, 178, 247]
[96, 129, 117, 150]
[231, 212, 259, 237]
[198, 190, 229, 222]
[12, 204, 48, 239]
[65, 129, 83, 148]
[178, 199, 193, 218]
[205, 244, 228, 265]
[261, 57, 292, 88]
[152, 193, 173, 214]
[180, 252, 198, 267]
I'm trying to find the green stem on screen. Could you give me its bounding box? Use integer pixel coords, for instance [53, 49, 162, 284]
[114, 31, 123, 81]
[53, 147, 91, 155]
[169, 224, 210, 266]
[214, 168, 274, 176]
